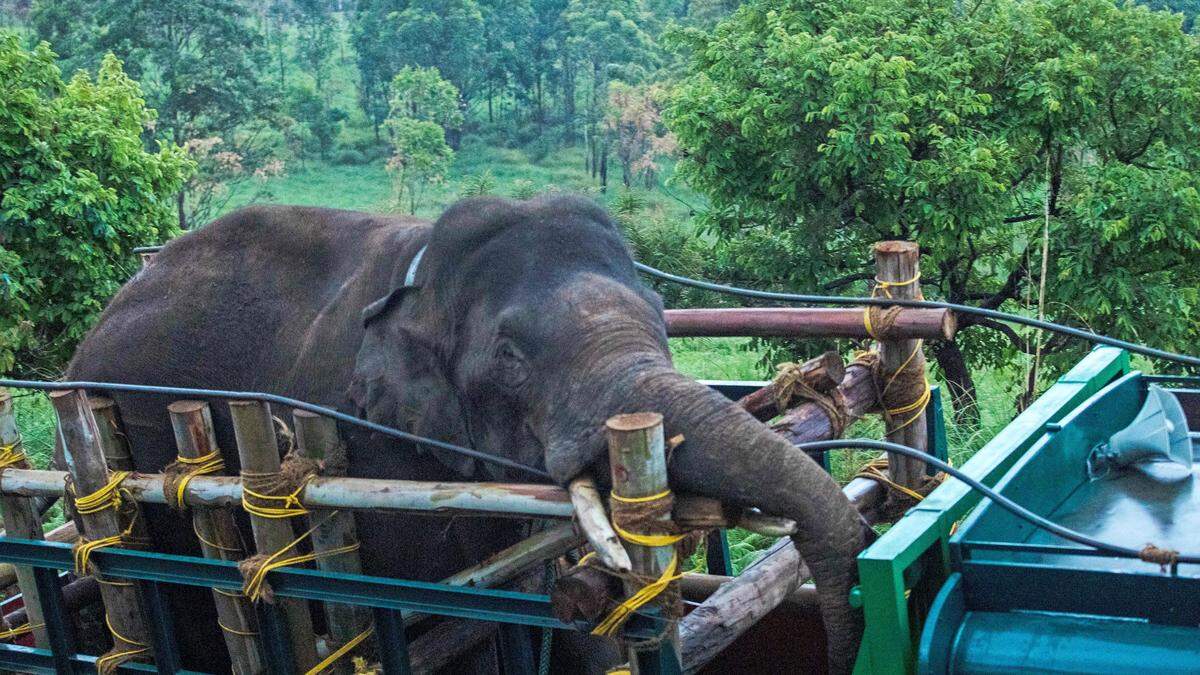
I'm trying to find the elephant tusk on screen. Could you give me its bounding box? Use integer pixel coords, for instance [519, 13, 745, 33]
[568, 475, 633, 573]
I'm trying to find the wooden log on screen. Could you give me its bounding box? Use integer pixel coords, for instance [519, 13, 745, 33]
[228, 400, 318, 672]
[169, 401, 263, 674]
[606, 412, 680, 670]
[874, 241, 930, 489]
[293, 409, 372, 662]
[664, 307, 955, 340]
[441, 523, 580, 589]
[0, 389, 49, 648]
[89, 399, 151, 549]
[737, 351, 845, 422]
[5, 574, 101, 630]
[407, 618, 498, 674]
[0, 471, 574, 519]
[672, 496, 798, 537]
[679, 573, 818, 610]
[50, 389, 150, 668]
[568, 476, 631, 573]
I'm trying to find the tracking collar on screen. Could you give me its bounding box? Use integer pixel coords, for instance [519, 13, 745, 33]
[404, 244, 427, 289]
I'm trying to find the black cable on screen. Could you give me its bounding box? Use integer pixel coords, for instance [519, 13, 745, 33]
[0, 379, 551, 481]
[635, 262, 1200, 368]
[794, 438, 1198, 565]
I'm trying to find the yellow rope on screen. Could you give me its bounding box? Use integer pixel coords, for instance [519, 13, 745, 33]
[241, 518, 360, 603]
[0, 622, 42, 641]
[241, 473, 315, 519]
[193, 520, 242, 554]
[172, 450, 225, 509]
[591, 554, 682, 638]
[0, 440, 28, 471]
[854, 459, 926, 502]
[218, 620, 259, 637]
[305, 625, 374, 675]
[589, 489, 685, 638]
[214, 587, 246, 598]
[73, 471, 131, 515]
[96, 614, 148, 674]
[610, 489, 671, 505]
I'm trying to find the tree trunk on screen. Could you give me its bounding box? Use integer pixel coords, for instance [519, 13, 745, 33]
[599, 145, 608, 192]
[933, 340, 979, 427]
[177, 190, 187, 230]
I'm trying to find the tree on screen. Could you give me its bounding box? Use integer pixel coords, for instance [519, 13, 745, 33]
[31, 0, 277, 229]
[668, 0, 1200, 422]
[386, 67, 462, 214]
[288, 83, 347, 160]
[389, 0, 485, 109]
[564, 0, 655, 187]
[352, 0, 406, 142]
[0, 35, 193, 375]
[295, 0, 336, 93]
[605, 82, 676, 188]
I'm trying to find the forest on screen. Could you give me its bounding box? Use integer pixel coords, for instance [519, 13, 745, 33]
[3, 0, 1200, 540]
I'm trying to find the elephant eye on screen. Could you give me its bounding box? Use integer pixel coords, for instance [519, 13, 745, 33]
[493, 340, 529, 389]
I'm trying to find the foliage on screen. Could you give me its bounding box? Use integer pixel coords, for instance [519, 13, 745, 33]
[388, 0, 486, 105]
[606, 82, 677, 188]
[460, 170, 498, 197]
[509, 179, 539, 200]
[288, 83, 347, 160]
[30, 0, 279, 229]
[386, 68, 462, 214]
[0, 35, 192, 374]
[668, 0, 1200, 419]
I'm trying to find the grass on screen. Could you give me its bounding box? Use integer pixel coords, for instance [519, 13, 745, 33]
[224, 141, 698, 225]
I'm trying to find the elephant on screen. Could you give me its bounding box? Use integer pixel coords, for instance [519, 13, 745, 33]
[65, 196, 868, 673]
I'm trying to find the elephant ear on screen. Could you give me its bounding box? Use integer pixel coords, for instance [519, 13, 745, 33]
[348, 290, 478, 477]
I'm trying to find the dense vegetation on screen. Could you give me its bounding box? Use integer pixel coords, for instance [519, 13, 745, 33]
[3, 0, 1197, 567]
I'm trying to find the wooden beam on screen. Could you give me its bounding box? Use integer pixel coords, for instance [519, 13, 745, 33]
[229, 400, 318, 672]
[664, 307, 955, 340]
[50, 389, 151, 669]
[0, 389, 48, 648]
[737, 351, 845, 421]
[874, 241, 931, 488]
[169, 401, 262, 674]
[293, 409, 373, 658]
[606, 412, 680, 672]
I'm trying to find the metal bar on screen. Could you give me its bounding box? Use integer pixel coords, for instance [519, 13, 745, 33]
[704, 531, 732, 577]
[664, 307, 956, 340]
[32, 564, 74, 674]
[0, 539, 664, 638]
[373, 607, 411, 675]
[135, 580, 181, 674]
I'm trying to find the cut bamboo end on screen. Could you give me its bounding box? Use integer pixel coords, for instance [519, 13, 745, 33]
[606, 412, 663, 433]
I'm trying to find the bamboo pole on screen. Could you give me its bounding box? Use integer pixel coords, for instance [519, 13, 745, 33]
[874, 241, 930, 489]
[664, 307, 955, 340]
[606, 412, 680, 671]
[0, 389, 49, 648]
[0, 470, 574, 518]
[50, 389, 150, 668]
[228, 399, 318, 672]
[89, 398, 151, 548]
[168, 401, 263, 674]
[293, 409, 372, 663]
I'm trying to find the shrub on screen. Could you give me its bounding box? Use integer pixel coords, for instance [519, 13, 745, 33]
[509, 179, 538, 201]
[460, 170, 498, 198]
[0, 35, 193, 375]
[333, 148, 369, 165]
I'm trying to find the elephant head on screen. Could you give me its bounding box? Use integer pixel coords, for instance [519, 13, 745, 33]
[348, 195, 866, 671]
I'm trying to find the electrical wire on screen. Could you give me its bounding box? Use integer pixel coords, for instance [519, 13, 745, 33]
[0, 378, 550, 481]
[634, 262, 1200, 368]
[793, 438, 1199, 565]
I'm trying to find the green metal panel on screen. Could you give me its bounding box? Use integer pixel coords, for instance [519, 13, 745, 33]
[852, 346, 1131, 675]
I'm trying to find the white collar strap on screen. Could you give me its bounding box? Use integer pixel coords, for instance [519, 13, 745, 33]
[404, 245, 427, 288]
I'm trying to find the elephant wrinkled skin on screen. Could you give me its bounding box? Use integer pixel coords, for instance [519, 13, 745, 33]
[66, 197, 866, 673]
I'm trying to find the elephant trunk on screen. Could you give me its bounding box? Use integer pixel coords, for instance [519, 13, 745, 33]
[545, 353, 866, 673]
